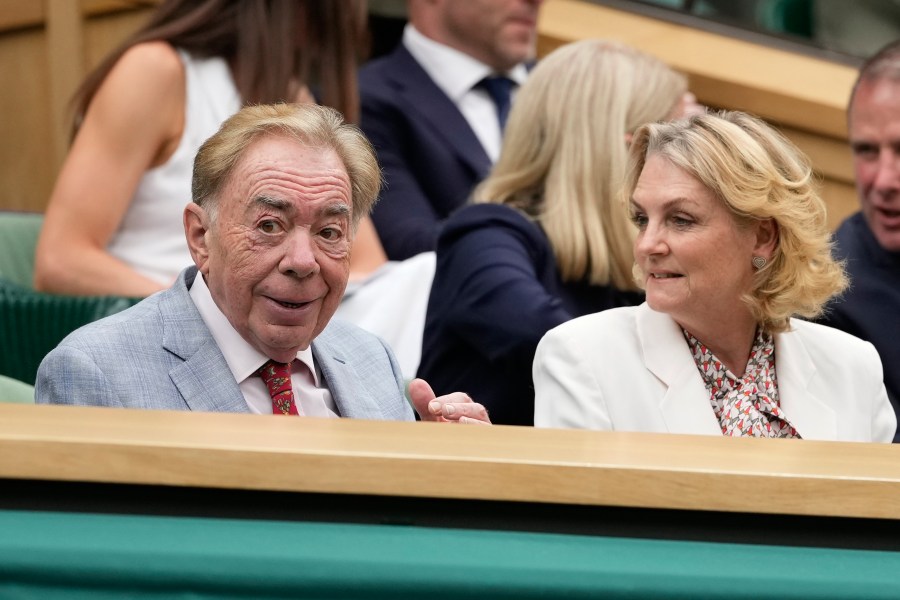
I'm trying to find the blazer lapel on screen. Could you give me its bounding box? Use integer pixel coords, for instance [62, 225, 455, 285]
[311, 336, 384, 420]
[388, 47, 492, 178]
[161, 268, 249, 414]
[636, 304, 722, 435]
[775, 324, 836, 440]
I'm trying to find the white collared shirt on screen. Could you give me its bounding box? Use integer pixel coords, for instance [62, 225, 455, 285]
[403, 24, 528, 162]
[189, 273, 340, 418]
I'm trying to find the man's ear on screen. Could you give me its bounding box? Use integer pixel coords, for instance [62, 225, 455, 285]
[754, 217, 778, 259]
[184, 203, 211, 274]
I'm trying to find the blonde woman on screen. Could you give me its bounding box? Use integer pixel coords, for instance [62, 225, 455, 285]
[417, 40, 699, 425]
[534, 111, 896, 442]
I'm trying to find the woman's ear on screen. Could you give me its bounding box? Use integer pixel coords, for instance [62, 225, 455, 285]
[184, 203, 211, 274]
[624, 131, 634, 147]
[754, 218, 778, 259]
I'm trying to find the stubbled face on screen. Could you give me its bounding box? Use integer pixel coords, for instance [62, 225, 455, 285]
[850, 78, 900, 252]
[186, 136, 353, 362]
[630, 154, 762, 333]
[436, 0, 542, 71]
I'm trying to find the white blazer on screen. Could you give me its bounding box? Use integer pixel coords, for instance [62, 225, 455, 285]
[533, 303, 896, 443]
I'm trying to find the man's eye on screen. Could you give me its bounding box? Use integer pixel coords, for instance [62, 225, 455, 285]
[852, 144, 878, 160]
[259, 220, 282, 234]
[320, 227, 343, 241]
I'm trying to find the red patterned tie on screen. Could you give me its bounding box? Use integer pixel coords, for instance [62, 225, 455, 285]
[257, 360, 300, 416]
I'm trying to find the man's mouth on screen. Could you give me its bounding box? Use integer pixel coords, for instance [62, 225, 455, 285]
[276, 300, 306, 309]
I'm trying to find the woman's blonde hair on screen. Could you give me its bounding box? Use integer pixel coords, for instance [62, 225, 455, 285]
[473, 39, 687, 289]
[624, 110, 847, 332]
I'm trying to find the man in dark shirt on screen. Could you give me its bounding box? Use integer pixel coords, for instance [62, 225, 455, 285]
[820, 41, 900, 441]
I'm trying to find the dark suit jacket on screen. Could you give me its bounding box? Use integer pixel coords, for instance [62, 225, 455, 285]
[417, 204, 644, 426]
[359, 45, 492, 260]
[818, 212, 900, 441]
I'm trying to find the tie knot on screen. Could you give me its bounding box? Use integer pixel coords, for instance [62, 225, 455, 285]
[257, 359, 299, 415]
[477, 75, 515, 130]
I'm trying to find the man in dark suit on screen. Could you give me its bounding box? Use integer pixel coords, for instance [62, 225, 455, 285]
[819, 40, 900, 441]
[359, 0, 543, 260]
[36, 103, 489, 425]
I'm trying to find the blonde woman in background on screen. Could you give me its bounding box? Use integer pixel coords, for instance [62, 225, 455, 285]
[417, 39, 701, 425]
[534, 111, 896, 442]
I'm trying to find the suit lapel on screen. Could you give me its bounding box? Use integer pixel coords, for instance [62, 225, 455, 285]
[775, 324, 836, 440]
[636, 304, 722, 435]
[311, 334, 384, 420]
[388, 47, 492, 178]
[161, 268, 249, 414]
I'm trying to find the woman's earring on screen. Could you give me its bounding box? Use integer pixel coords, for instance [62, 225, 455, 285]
[752, 256, 767, 269]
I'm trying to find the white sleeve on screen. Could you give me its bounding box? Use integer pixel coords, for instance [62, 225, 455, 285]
[532, 325, 612, 431]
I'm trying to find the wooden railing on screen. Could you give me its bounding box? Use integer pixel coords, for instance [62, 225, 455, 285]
[2, 403, 899, 521]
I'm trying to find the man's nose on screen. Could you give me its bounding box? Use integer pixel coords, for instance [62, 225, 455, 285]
[280, 229, 319, 278]
[873, 148, 900, 194]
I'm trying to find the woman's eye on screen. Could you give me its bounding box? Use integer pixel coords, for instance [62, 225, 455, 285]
[672, 216, 694, 227]
[629, 212, 648, 228]
[258, 220, 282, 234]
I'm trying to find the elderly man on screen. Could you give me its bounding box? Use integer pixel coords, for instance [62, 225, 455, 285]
[36, 103, 488, 424]
[819, 40, 900, 441]
[359, 0, 543, 260]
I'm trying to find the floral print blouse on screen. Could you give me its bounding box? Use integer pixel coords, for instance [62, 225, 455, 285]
[682, 328, 800, 439]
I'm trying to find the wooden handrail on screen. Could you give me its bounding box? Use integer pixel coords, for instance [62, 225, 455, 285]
[2, 403, 899, 520]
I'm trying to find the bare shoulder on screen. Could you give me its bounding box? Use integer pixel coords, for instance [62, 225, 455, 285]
[92, 41, 184, 113]
[84, 41, 186, 162]
[115, 41, 184, 82]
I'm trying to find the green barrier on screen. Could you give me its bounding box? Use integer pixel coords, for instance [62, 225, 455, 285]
[1, 509, 898, 599]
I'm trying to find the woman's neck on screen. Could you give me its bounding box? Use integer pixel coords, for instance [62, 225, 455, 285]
[678, 313, 759, 376]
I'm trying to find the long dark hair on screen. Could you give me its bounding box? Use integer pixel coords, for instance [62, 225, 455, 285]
[71, 0, 366, 131]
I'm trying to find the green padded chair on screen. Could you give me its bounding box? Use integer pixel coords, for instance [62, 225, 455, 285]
[0, 211, 43, 289]
[0, 211, 141, 386]
[0, 282, 139, 386]
[0, 374, 34, 404]
[0, 285, 140, 387]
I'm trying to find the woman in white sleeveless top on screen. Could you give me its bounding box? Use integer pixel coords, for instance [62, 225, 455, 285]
[35, 0, 386, 297]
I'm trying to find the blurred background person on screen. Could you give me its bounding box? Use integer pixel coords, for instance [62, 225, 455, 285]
[418, 39, 701, 426]
[34, 0, 386, 298]
[358, 0, 543, 260]
[817, 40, 900, 441]
[534, 111, 895, 443]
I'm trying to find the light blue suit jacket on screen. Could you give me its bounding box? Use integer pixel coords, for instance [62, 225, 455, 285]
[35, 267, 415, 421]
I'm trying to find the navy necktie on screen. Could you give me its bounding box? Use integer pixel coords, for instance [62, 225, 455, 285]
[478, 76, 515, 131]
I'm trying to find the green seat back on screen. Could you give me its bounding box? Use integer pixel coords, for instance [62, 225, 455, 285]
[0, 211, 42, 289]
[0, 373, 34, 404]
[0, 282, 139, 385]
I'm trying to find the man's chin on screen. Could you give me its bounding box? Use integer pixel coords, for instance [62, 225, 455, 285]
[872, 224, 900, 253]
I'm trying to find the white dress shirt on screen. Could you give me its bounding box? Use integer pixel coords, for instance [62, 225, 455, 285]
[189, 273, 339, 417]
[403, 24, 528, 162]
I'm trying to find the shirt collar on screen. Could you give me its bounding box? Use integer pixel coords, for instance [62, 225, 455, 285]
[682, 327, 775, 386]
[402, 23, 528, 102]
[188, 272, 319, 385]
